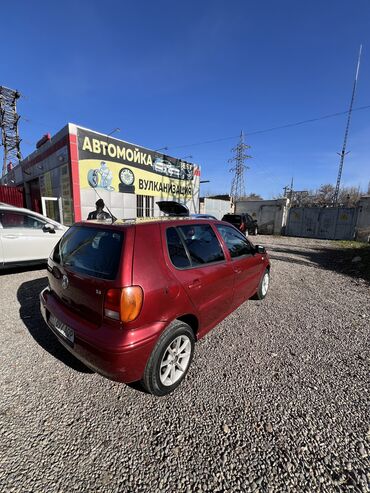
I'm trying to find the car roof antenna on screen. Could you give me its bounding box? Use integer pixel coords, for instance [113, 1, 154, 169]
[93, 188, 117, 223]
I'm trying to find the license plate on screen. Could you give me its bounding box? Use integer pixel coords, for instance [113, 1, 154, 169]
[49, 314, 74, 344]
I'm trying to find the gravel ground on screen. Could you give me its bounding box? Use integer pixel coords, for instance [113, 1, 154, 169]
[0, 235, 369, 493]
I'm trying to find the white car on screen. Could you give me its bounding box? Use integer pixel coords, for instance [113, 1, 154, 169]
[166, 164, 183, 179]
[0, 203, 68, 269]
[152, 158, 171, 174]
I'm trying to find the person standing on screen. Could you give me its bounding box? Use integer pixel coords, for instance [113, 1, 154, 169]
[87, 199, 111, 220]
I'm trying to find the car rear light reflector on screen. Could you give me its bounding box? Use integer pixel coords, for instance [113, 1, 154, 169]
[120, 286, 143, 323]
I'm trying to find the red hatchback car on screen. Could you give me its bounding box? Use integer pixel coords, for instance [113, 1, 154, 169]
[40, 215, 270, 396]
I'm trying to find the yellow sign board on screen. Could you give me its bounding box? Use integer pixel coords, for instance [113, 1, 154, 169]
[79, 159, 195, 199]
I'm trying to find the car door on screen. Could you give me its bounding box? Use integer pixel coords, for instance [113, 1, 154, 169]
[164, 223, 235, 331]
[0, 210, 57, 263]
[0, 230, 4, 267]
[215, 224, 264, 308]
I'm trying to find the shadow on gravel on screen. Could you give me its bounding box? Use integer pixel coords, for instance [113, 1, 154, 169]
[265, 243, 370, 283]
[0, 264, 47, 275]
[17, 277, 93, 374]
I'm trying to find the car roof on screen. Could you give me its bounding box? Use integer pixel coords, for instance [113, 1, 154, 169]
[191, 214, 218, 219]
[77, 216, 223, 229]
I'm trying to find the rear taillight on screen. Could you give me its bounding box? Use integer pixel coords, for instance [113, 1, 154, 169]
[104, 287, 143, 323]
[104, 289, 122, 320]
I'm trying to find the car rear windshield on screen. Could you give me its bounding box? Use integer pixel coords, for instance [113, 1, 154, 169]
[223, 215, 241, 223]
[53, 226, 124, 280]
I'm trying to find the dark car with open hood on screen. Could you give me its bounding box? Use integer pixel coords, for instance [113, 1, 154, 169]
[40, 201, 270, 396]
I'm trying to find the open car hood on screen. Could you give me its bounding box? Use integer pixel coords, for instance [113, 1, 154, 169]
[156, 201, 189, 216]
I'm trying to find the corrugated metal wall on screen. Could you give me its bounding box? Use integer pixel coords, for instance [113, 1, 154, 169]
[286, 207, 357, 240]
[0, 186, 25, 208]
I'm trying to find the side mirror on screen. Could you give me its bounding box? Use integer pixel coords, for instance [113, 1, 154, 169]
[255, 245, 266, 254]
[43, 224, 56, 234]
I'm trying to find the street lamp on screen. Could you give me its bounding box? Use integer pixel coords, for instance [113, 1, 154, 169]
[107, 127, 120, 137]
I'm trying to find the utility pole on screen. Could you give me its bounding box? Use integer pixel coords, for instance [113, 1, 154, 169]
[229, 130, 252, 203]
[0, 86, 22, 177]
[333, 45, 362, 205]
[289, 176, 294, 202]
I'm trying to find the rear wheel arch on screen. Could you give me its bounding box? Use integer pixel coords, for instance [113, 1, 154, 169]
[141, 319, 196, 396]
[177, 314, 199, 339]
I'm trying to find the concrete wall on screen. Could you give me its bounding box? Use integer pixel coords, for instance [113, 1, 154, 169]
[235, 199, 289, 234]
[200, 198, 232, 219]
[355, 196, 370, 242]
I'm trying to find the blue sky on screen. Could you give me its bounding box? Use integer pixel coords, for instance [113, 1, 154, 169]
[2, 0, 370, 198]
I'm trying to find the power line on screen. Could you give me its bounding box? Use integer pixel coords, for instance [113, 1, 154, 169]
[166, 104, 370, 150]
[20, 103, 370, 153]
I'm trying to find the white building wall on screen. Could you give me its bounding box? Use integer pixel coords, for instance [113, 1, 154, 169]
[235, 199, 289, 234]
[202, 198, 232, 219]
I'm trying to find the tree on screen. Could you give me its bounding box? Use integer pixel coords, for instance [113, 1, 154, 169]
[337, 186, 362, 207]
[240, 193, 263, 201]
[315, 184, 335, 205]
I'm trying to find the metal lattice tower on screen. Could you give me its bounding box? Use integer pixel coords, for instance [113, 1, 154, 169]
[0, 86, 22, 176]
[229, 130, 252, 202]
[333, 45, 362, 205]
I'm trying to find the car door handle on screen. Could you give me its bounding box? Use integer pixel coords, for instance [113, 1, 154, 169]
[3, 234, 18, 239]
[234, 268, 243, 274]
[188, 278, 201, 289]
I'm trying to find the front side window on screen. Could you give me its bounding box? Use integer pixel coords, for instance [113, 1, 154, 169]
[177, 224, 225, 266]
[0, 211, 45, 229]
[54, 226, 124, 280]
[216, 224, 253, 258]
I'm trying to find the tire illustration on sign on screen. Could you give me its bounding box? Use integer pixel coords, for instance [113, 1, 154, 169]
[87, 169, 100, 188]
[119, 168, 135, 186]
[87, 161, 115, 191]
[118, 167, 136, 194]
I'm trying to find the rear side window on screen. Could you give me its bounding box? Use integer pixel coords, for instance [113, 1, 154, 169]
[54, 226, 124, 280]
[177, 224, 225, 266]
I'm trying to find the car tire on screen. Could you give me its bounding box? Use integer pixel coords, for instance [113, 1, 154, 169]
[252, 269, 270, 300]
[87, 169, 99, 188]
[141, 320, 195, 396]
[252, 226, 258, 235]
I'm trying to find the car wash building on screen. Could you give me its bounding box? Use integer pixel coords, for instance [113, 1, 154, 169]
[1, 123, 200, 224]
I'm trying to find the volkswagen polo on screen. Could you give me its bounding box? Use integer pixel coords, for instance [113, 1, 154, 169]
[40, 215, 270, 396]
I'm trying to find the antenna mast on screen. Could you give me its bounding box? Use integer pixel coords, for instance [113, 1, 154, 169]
[333, 45, 362, 205]
[0, 86, 22, 177]
[229, 130, 252, 203]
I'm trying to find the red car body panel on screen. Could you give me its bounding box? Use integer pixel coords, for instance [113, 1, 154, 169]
[40, 218, 270, 383]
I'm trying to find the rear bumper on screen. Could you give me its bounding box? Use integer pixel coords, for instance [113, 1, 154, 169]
[40, 288, 165, 383]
